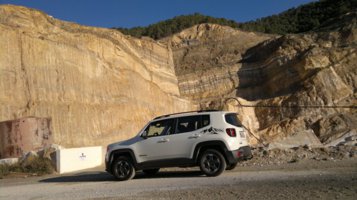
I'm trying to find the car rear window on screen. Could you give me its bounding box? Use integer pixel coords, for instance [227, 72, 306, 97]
[176, 115, 210, 133]
[225, 113, 242, 127]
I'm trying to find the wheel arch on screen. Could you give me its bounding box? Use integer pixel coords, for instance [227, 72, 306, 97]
[193, 140, 230, 164]
[108, 149, 138, 172]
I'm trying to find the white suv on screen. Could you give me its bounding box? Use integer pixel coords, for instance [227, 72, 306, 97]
[105, 110, 252, 181]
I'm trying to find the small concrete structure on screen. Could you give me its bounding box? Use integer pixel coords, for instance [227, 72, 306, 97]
[0, 117, 53, 158]
[56, 146, 103, 174]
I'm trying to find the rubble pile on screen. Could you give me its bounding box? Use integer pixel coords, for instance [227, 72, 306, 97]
[0, 144, 60, 177]
[240, 145, 357, 167]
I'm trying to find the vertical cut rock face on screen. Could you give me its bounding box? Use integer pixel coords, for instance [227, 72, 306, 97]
[0, 5, 194, 147]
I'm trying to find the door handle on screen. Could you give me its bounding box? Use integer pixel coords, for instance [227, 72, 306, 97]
[157, 138, 169, 143]
[188, 134, 201, 139]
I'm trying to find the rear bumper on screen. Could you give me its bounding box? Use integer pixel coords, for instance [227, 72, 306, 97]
[225, 146, 253, 164]
[236, 146, 253, 160]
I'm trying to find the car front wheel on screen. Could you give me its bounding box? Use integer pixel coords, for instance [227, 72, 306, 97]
[112, 156, 136, 181]
[199, 149, 226, 177]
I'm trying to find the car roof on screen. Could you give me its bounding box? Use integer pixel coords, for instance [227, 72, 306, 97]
[152, 110, 235, 121]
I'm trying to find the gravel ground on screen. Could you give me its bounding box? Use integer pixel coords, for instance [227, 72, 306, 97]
[0, 158, 356, 200]
[240, 145, 357, 167]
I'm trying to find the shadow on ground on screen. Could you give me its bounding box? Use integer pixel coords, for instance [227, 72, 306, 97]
[135, 170, 203, 180]
[39, 170, 203, 183]
[39, 172, 115, 183]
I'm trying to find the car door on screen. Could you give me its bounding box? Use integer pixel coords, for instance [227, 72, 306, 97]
[171, 115, 211, 159]
[135, 118, 175, 163]
[144, 115, 211, 161]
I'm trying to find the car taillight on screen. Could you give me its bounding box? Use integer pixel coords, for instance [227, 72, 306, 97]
[226, 128, 236, 137]
[237, 151, 242, 157]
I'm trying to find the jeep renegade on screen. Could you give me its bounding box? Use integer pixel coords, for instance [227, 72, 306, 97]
[105, 110, 252, 181]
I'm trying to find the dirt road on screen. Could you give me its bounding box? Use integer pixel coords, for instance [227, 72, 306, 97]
[0, 159, 356, 200]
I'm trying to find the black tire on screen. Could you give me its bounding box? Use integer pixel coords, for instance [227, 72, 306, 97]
[226, 162, 238, 170]
[199, 149, 226, 177]
[143, 168, 160, 176]
[112, 156, 136, 181]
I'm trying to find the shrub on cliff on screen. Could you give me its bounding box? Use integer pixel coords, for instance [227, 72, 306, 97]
[238, 0, 357, 34]
[115, 13, 238, 39]
[114, 0, 357, 39]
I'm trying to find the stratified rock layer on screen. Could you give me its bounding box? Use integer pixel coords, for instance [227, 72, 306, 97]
[0, 5, 194, 147]
[162, 24, 273, 102]
[166, 14, 357, 146]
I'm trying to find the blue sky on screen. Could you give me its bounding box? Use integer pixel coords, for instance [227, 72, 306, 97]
[0, 0, 316, 28]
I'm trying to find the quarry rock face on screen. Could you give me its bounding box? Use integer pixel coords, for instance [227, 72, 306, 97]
[0, 5, 356, 148]
[162, 24, 273, 102]
[167, 14, 357, 146]
[0, 5, 194, 147]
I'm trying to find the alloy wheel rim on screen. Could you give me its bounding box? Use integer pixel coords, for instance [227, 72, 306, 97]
[203, 153, 221, 173]
[116, 160, 131, 177]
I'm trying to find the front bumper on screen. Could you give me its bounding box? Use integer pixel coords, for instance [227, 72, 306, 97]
[105, 153, 112, 174]
[105, 160, 110, 173]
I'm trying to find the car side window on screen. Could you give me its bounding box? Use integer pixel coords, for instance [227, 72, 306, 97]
[202, 115, 210, 127]
[144, 119, 174, 137]
[176, 115, 210, 134]
[225, 113, 242, 127]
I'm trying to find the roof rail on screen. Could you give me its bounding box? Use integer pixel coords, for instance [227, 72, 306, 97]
[153, 110, 219, 120]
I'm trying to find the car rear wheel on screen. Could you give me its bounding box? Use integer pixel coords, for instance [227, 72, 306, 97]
[112, 156, 135, 181]
[199, 149, 226, 177]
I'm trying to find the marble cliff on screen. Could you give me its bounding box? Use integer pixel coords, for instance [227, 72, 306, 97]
[0, 5, 356, 147]
[0, 5, 193, 147]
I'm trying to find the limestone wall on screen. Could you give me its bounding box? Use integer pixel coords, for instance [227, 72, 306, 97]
[0, 5, 194, 147]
